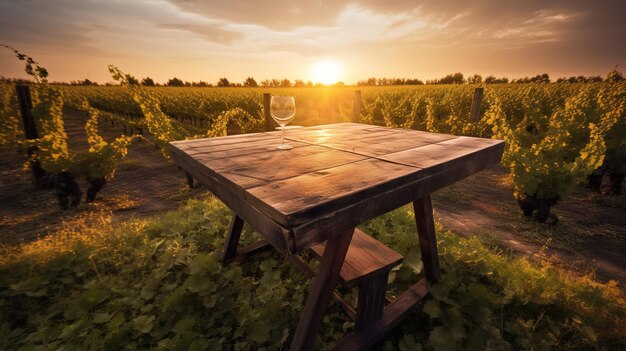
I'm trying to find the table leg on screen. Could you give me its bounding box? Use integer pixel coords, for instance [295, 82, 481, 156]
[221, 212, 244, 263]
[290, 228, 355, 351]
[413, 195, 441, 283]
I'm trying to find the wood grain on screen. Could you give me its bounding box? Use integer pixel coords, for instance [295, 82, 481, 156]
[169, 123, 505, 255]
[310, 228, 403, 286]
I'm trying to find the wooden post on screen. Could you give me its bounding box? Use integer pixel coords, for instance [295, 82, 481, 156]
[469, 87, 484, 122]
[221, 213, 245, 263]
[263, 93, 273, 131]
[290, 228, 355, 351]
[15, 84, 46, 189]
[413, 195, 441, 283]
[353, 90, 362, 122]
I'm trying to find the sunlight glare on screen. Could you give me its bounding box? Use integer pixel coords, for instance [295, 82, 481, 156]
[311, 60, 342, 85]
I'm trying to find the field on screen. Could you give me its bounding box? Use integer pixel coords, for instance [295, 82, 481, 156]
[1, 81, 625, 350]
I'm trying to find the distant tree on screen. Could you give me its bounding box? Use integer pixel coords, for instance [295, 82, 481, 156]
[280, 78, 292, 87]
[192, 81, 209, 87]
[70, 79, 97, 86]
[537, 73, 550, 83]
[125, 74, 139, 85]
[243, 77, 258, 87]
[467, 74, 482, 84]
[335, 81, 345, 87]
[260, 79, 271, 87]
[484, 75, 509, 84]
[306, 80, 313, 87]
[167, 77, 184, 86]
[141, 77, 155, 86]
[606, 66, 624, 82]
[516, 74, 549, 84]
[588, 75, 603, 82]
[217, 77, 230, 87]
[293, 79, 304, 87]
[271, 79, 281, 87]
[428, 72, 464, 84]
[405, 78, 424, 85]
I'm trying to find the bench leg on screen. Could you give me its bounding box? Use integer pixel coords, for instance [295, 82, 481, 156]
[221, 212, 244, 263]
[356, 271, 388, 333]
[413, 195, 441, 283]
[290, 228, 355, 351]
[185, 172, 195, 188]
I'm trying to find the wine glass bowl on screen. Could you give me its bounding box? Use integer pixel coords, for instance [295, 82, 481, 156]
[270, 96, 295, 150]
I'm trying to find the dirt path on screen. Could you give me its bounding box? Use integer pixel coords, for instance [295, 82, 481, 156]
[432, 165, 626, 284]
[1, 111, 624, 286]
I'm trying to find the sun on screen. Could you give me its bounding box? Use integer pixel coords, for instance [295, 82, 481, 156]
[311, 60, 342, 85]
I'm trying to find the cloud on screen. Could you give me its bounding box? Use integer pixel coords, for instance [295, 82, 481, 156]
[1, 0, 625, 82]
[158, 23, 243, 44]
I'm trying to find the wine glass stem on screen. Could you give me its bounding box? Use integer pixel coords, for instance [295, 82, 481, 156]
[281, 125, 285, 145]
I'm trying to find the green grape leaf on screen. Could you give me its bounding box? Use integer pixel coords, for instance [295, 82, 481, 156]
[132, 315, 155, 334]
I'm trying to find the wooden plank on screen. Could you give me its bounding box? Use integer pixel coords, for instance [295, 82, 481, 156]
[286, 128, 396, 142]
[245, 158, 422, 227]
[379, 138, 504, 177]
[180, 137, 308, 157]
[208, 146, 367, 185]
[290, 228, 355, 351]
[170, 131, 273, 150]
[287, 127, 458, 157]
[288, 147, 504, 253]
[310, 228, 402, 286]
[169, 145, 294, 254]
[228, 240, 272, 263]
[333, 278, 430, 350]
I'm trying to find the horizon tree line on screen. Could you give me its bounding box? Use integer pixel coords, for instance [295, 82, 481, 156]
[1, 67, 622, 87]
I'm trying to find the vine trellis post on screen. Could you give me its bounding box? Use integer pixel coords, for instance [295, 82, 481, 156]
[15, 84, 46, 189]
[469, 87, 484, 122]
[353, 90, 362, 122]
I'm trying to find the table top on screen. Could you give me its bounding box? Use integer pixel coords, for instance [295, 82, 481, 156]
[170, 123, 504, 254]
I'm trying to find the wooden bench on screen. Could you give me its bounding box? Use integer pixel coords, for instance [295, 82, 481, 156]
[221, 212, 403, 332]
[309, 228, 403, 332]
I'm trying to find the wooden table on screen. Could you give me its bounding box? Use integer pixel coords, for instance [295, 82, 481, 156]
[169, 123, 504, 350]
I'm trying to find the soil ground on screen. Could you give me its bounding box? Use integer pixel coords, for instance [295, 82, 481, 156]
[1, 110, 624, 288]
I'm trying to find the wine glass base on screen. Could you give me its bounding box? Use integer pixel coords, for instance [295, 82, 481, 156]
[276, 144, 293, 150]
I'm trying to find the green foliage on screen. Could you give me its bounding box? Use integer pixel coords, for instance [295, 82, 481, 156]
[598, 81, 626, 173]
[1, 44, 48, 83]
[73, 99, 133, 180]
[24, 85, 73, 173]
[0, 84, 22, 146]
[485, 83, 623, 201]
[1, 199, 624, 350]
[0, 49, 133, 198]
[11, 76, 625, 208]
[362, 206, 626, 351]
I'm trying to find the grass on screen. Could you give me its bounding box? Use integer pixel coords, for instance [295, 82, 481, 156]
[1, 196, 624, 350]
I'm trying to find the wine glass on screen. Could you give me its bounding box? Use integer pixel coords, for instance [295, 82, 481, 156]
[270, 96, 296, 150]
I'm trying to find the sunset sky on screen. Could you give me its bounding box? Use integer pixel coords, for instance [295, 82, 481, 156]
[1, 0, 625, 84]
